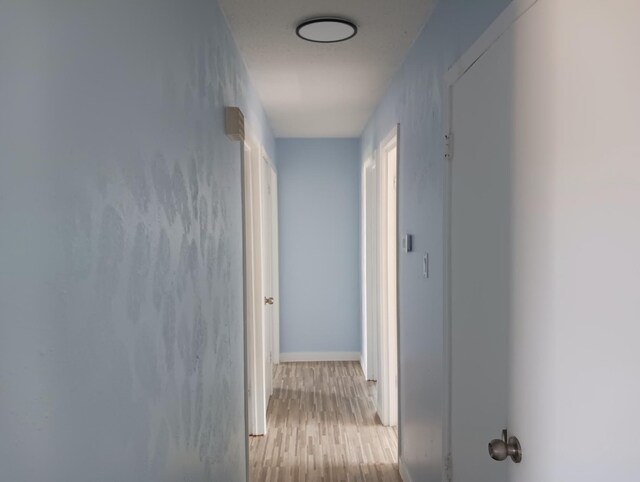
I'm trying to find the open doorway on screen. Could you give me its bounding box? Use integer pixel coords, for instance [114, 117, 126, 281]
[242, 127, 279, 437]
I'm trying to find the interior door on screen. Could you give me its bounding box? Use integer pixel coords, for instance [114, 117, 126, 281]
[449, 18, 513, 482]
[364, 161, 378, 381]
[450, 2, 640, 480]
[261, 156, 277, 400]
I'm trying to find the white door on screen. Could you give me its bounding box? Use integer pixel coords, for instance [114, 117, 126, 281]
[362, 159, 378, 381]
[261, 156, 278, 400]
[447, 1, 640, 481]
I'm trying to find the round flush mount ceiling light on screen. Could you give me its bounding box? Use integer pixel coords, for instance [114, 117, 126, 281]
[296, 18, 358, 43]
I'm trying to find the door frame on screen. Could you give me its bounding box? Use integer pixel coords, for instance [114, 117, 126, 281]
[441, 0, 539, 477]
[377, 125, 399, 427]
[243, 128, 265, 436]
[361, 154, 378, 382]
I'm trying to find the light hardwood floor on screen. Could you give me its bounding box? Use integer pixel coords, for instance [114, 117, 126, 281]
[249, 361, 401, 482]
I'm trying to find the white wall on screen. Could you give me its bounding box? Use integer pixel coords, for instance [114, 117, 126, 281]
[0, 1, 273, 480]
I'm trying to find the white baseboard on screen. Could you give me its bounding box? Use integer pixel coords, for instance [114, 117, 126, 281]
[399, 457, 413, 482]
[279, 352, 360, 362]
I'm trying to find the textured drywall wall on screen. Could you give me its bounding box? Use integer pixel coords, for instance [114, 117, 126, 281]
[0, 1, 273, 481]
[360, 0, 511, 480]
[277, 139, 361, 354]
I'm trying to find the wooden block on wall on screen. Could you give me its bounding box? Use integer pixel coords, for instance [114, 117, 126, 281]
[225, 106, 245, 142]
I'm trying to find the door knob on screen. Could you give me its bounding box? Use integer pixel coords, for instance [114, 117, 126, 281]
[488, 429, 522, 463]
[264, 297, 275, 305]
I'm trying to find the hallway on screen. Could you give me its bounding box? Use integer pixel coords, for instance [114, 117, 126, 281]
[250, 362, 400, 482]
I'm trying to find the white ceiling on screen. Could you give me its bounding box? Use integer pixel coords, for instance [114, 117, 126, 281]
[219, 0, 437, 138]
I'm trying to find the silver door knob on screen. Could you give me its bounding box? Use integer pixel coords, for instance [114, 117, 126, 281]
[264, 297, 275, 305]
[488, 429, 522, 463]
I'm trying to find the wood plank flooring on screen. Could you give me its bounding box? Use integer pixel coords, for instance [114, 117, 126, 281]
[249, 362, 401, 482]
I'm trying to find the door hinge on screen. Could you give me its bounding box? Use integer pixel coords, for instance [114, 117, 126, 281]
[444, 133, 454, 161]
[445, 453, 453, 482]
[393, 176, 397, 190]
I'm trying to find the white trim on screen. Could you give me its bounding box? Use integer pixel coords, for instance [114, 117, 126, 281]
[279, 352, 361, 363]
[361, 159, 367, 375]
[239, 128, 250, 481]
[399, 457, 413, 482]
[441, 0, 539, 478]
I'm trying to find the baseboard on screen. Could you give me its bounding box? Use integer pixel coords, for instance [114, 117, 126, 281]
[279, 352, 360, 362]
[399, 456, 413, 482]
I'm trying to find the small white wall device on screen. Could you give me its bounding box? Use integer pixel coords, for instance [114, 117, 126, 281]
[402, 234, 413, 253]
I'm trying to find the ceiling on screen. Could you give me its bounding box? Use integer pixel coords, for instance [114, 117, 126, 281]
[219, 0, 437, 138]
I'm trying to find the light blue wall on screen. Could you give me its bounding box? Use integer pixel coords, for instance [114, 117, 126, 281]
[277, 139, 361, 354]
[360, 0, 511, 480]
[0, 1, 273, 481]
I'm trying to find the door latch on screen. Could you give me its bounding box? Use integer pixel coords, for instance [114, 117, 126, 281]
[488, 429, 522, 463]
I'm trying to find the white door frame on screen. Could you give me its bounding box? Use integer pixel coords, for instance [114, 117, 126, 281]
[361, 154, 378, 382]
[377, 125, 399, 427]
[441, 0, 539, 476]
